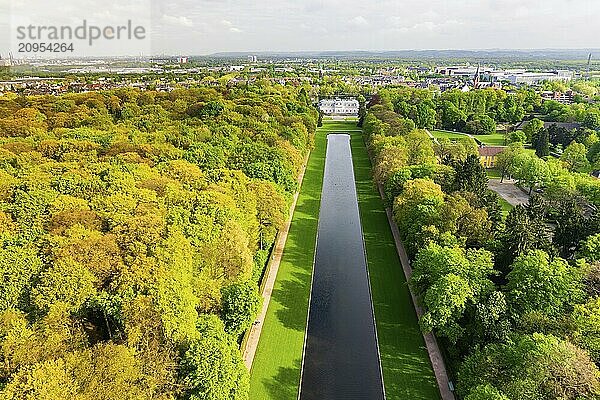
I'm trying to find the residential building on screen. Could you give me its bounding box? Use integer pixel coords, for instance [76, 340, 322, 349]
[543, 121, 582, 130]
[515, 120, 582, 132]
[540, 90, 576, 104]
[478, 146, 506, 168]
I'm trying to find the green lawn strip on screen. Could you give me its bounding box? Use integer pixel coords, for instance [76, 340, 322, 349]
[249, 124, 328, 400]
[431, 130, 507, 147]
[430, 130, 468, 141]
[495, 191, 514, 218]
[476, 133, 507, 146]
[486, 169, 503, 179]
[350, 127, 441, 400]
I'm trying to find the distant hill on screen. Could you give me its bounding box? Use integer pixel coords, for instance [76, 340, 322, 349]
[206, 49, 599, 60]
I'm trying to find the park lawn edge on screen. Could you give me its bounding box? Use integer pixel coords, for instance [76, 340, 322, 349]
[349, 124, 441, 400]
[250, 120, 440, 399]
[248, 122, 329, 399]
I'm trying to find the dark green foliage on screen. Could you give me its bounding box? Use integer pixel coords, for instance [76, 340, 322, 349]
[584, 110, 600, 130]
[221, 282, 262, 336]
[451, 154, 489, 197]
[497, 204, 553, 271]
[534, 128, 551, 157]
[458, 334, 599, 400]
[549, 194, 598, 258]
[181, 315, 249, 400]
[465, 115, 496, 136]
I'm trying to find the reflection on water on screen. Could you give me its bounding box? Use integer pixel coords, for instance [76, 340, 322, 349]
[299, 134, 385, 400]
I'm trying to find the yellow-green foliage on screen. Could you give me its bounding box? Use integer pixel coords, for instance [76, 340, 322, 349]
[0, 85, 316, 399]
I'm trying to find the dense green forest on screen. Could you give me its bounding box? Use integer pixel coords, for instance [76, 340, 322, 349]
[365, 83, 599, 130]
[363, 86, 600, 399]
[0, 84, 317, 399]
[4, 77, 600, 399]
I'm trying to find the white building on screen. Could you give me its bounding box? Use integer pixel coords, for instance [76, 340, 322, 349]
[437, 64, 574, 86]
[491, 70, 573, 85]
[436, 65, 494, 77]
[319, 98, 359, 115]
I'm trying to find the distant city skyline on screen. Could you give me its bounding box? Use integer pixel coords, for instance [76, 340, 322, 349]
[1, 0, 599, 57]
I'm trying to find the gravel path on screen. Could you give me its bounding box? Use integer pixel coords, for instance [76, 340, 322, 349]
[488, 179, 530, 207]
[376, 182, 456, 400]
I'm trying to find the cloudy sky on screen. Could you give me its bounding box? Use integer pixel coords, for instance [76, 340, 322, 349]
[1, 0, 599, 56]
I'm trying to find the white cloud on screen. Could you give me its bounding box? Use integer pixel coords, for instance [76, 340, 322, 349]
[6, 0, 600, 54]
[349, 15, 369, 28]
[220, 19, 241, 33]
[161, 14, 193, 27]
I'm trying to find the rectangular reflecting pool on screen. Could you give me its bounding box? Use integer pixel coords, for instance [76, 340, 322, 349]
[299, 134, 385, 400]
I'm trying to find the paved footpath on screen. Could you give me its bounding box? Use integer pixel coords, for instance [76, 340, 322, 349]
[242, 152, 310, 370]
[376, 182, 456, 400]
[425, 129, 439, 145]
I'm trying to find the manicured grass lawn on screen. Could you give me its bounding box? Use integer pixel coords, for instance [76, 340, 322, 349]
[476, 133, 507, 146]
[486, 169, 503, 179]
[249, 124, 328, 399]
[431, 130, 507, 147]
[431, 130, 468, 141]
[320, 121, 362, 132]
[498, 195, 513, 218]
[350, 126, 440, 400]
[250, 120, 439, 399]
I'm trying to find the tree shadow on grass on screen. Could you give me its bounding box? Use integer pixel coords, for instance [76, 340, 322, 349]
[263, 358, 302, 400]
[381, 349, 440, 400]
[272, 268, 312, 332]
[270, 194, 321, 332]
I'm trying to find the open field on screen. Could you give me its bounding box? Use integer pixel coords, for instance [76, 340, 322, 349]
[249, 124, 327, 399]
[350, 125, 440, 400]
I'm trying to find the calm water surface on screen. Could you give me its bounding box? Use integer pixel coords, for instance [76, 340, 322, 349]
[299, 134, 385, 400]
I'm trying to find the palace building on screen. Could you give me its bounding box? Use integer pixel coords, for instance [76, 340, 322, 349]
[318, 98, 359, 116]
